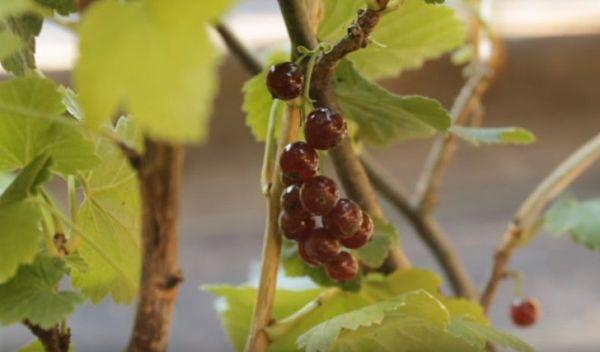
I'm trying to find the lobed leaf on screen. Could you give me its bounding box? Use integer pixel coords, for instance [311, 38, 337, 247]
[545, 198, 600, 251]
[0, 255, 84, 328]
[449, 317, 534, 352]
[0, 31, 23, 59]
[75, 0, 234, 143]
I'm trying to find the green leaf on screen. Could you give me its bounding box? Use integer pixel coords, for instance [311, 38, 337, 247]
[35, 0, 76, 15]
[0, 155, 52, 282]
[206, 269, 488, 352]
[353, 217, 398, 268]
[0, 255, 84, 328]
[451, 126, 536, 146]
[1, 14, 42, 75]
[18, 340, 75, 352]
[297, 291, 453, 352]
[72, 117, 141, 303]
[449, 317, 534, 352]
[333, 60, 451, 145]
[545, 198, 600, 251]
[319, 0, 466, 79]
[0, 77, 100, 175]
[0, 30, 22, 59]
[59, 86, 83, 120]
[75, 0, 234, 143]
[242, 52, 287, 141]
[0, 0, 34, 19]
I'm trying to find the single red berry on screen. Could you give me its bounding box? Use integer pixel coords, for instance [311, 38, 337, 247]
[304, 228, 341, 264]
[304, 107, 347, 150]
[323, 198, 363, 238]
[300, 176, 340, 215]
[281, 185, 310, 219]
[298, 240, 319, 267]
[511, 298, 541, 327]
[279, 142, 319, 184]
[266, 62, 304, 100]
[340, 213, 374, 249]
[325, 251, 359, 282]
[279, 211, 314, 241]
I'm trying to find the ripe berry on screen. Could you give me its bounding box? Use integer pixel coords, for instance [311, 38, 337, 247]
[340, 213, 374, 249]
[300, 176, 340, 215]
[325, 251, 359, 282]
[279, 211, 314, 241]
[510, 298, 541, 327]
[279, 142, 319, 184]
[324, 198, 363, 238]
[281, 184, 309, 219]
[266, 62, 304, 100]
[304, 228, 341, 264]
[281, 173, 301, 187]
[304, 107, 347, 150]
[298, 240, 319, 267]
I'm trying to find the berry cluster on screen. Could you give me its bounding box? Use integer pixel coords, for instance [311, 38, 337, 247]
[267, 62, 374, 282]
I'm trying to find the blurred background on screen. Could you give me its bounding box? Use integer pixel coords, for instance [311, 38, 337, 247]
[1, 0, 600, 351]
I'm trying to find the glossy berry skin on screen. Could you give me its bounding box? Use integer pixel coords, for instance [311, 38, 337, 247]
[281, 173, 301, 187]
[304, 228, 341, 264]
[304, 107, 348, 150]
[511, 298, 541, 327]
[281, 185, 309, 219]
[298, 240, 319, 267]
[279, 142, 319, 184]
[324, 198, 363, 238]
[266, 62, 304, 100]
[326, 251, 359, 282]
[300, 176, 340, 215]
[279, 211, 314, 241]
[340, 213, 374, 249]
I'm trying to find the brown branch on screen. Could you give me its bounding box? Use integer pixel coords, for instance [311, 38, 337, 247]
[215, 23, 262, 76]
[278, 0, 411, 272]
[245, 106, 303, 352]
[24, 321, 70, 352]
[127, 139, 184, 352]
[480, 132, 600, 312]
[361, 153, 477, 299]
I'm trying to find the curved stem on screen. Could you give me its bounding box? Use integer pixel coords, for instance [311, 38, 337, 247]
[245, 106, 303, 352]
[215, 23, 262, 76]
[480, 132, 600, 312]
[361, 153, 477, 299]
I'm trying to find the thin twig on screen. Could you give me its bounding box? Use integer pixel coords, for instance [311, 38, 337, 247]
[215, 23, 262, 76]
[245, 105, 303, 352]
[24, 320, 70, 352]
[480, 132, 600, 312]
[361, 153, 477, 299]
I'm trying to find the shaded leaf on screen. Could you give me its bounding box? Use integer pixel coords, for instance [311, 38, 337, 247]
[353, 217, 398, 268]
[545, 198, 600, 251]
[35, 0, 76, 15]
[449, 317, 534, 352]
[0, 30, 22, 59]
[451, 126, 536, 146]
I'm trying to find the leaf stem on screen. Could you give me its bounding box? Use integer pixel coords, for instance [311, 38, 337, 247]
[480, 132, 600, 312]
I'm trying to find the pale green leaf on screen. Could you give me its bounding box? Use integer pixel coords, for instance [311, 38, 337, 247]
[451, 126, 536, 146]
[0, 77, 100, 175]
[0, 0, 34, 19]
[0, 255, 83, 328]
[72, 117, 141, 303]
[0, 30, 23, 59]
[545, 198, 600, 251]
[60, 86, 83, 120]
[333, 60, 450, 145]
[75, 0, 234, 143]
[449, 317, 534, 352]
[349, 0, 467, 79]
[297, 291, 452, 352]
[0, 155, 52, 282]
[242, 52, 287, 141]
[353, 217, 398, 268]
[318, 0, 466, 79]
[35, 0, 76, 15]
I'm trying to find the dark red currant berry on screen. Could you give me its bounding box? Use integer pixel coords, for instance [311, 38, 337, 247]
[340, 213, 374, 249]
[279, 211, 314, 241]
[279, 142, 319, 184]
[323, 198, 363, 238]
[304, 107, 347, 150]
[304, 228, 341, 264]
[281, 173, 301, 187]
[298, 240, 319, 267]
[281, 185, 310, 219]
[511, 298, 541, 327]
[325, 251, 359, 282]
[300, 176, 340, 215]
[266, 62, 304, 100]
